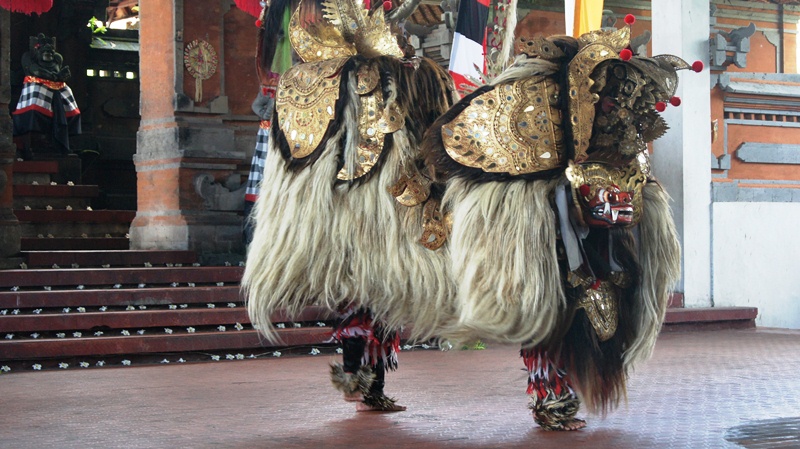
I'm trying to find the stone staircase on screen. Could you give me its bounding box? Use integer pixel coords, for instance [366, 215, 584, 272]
[1, 157, 336, 373]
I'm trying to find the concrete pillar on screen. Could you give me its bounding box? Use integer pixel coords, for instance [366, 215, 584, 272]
[0, 9, 22, 268]
[651, 0, 713, 307]
[133, 0, 245, 262]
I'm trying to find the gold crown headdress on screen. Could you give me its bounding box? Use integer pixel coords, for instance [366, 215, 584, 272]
[288, 0, 404, 62]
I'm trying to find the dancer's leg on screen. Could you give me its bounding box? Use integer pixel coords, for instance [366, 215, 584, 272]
[522, 348, 586, 431]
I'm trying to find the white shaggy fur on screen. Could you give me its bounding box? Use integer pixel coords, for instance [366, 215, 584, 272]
[242, 83, 456, 343]
[623, 182, 681, 366]
[440, 177, 566, 345]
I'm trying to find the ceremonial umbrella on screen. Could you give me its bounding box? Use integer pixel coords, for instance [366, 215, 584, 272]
[233, 0, 263, 18]
[0, 0, 53, 15]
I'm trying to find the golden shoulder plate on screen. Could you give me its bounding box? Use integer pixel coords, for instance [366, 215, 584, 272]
[277, 57, 348, 159]
[440, 76, 565, 175]
[567, 43, 619, 162]
[577, 26, 631, 53]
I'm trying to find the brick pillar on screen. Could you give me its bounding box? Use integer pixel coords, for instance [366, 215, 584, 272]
[0, 9, 22, 268]
[132, 0, 245, 262]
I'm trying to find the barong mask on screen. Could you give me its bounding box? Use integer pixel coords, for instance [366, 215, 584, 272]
[565, 158, 646, 228]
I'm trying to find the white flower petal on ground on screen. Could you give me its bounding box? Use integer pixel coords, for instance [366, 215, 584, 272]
[316, 322, 326, 327]
[170, 282, 179, 287]
[137, 330, 145, 335]
[192, 263, 200, 267]
[137, 283, 146, 288]
[19, 263, 27, 269]
[62, 307, 70, 313]
[225, 354, 235, 360]
[120, 330, 130, 336]
[179, 304, 188, 309]
[77, 307, 86, 312]
[187, 282, 195, 287]
[421, 344, 430, 349]
[216, 282, 224, 287]
[86, 206, 93, 211]
[72, 332, 82, 338]
[207, 304, 215, 309]
[178, 358, 186, 363]
[211, 355, 220, 361]
[224, 262, 231, 267]
[238, 261, 245, 267]
[96, 361, 105, 367]
[164, 328, 173, 334]
[169, 305, 178, 309]
[99, 306, 107, 312]
[5, 334, 14, 340]
[33, 309, 42, 314]
[52, 264, 59, 269]
[79, 362, 90, 368]
[160, 359, 169, 364]
[71, 263, 79, 268]
[235, 354, 244, 360]
[24, 205, 31, 210]
[50, 181, 57, 186]
[336, 348, 343, 354]
[31, 333, 40, 339]
[102, 264, 110, 268]
[126, 305, 135, 311]
[58, 363, 69, 369]
[234, 323, 244, 331]
[144, 262, 152, 267]
[272, 351, 282, 357]
[248, 354, 256, 359]
[309, 348, 320, 355]
[276, 323, 285, 329]
[138, 305, 146, 310]
[0, 310, 5, 315]
[217, 326, 226, 332]
[65, 205, 72, 211]
[32, 364, 42, 370]
[1, 366, 10, 373]
[227, 303, 236, 308]
[293, 323, 301, 328]
[43, 286, 51, 291]
[56, 333, 66, 338]
[186, 327, 195, 333]
[76, 285, 85, 291]
[402, 345, 413, 350]
[113, 284, 122, 289]
[10, 286, 19, 291]
[121, 360, 131, 366]
[94, 331, 104, 336]
[12, 309, 20, 315]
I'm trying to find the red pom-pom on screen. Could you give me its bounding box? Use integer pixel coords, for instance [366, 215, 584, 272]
[383, 0, 392, 10]
[655, 101, 667, 112]
[669, 96, 682, 107]
[619, 48, 632, 61]
[579, 184, 591, 197]
[624, 14, 636, 25]
[255, 19, 262, 27]
[692, 60, 704, 73]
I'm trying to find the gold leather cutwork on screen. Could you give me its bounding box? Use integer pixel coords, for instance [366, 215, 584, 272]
[419, 199, 449, 250]
[441, 76, 565, 175]
[388, 172, 431, 207]
[576, 279, 619, 342]
[567, 43, 619, 163]
[277, 57, 348, 159]
[289, 5, 356, 63]
[337, 65, 405, 180]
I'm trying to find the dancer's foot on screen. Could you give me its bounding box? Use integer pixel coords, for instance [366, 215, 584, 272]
[532, 412, 586, 431]
[343, 391, 363, 402]
[356, 401, 406, 412]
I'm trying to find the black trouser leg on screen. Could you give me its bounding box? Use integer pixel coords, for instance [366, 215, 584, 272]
[368, 358, 386, 398]
[341, 337, 366, 374]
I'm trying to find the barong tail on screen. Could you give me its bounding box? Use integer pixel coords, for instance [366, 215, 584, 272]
[241, 26, 460, 342]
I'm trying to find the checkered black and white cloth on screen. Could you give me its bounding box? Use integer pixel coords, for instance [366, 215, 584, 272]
[14, 78, 80, 118]
[245, 123, 270, 203]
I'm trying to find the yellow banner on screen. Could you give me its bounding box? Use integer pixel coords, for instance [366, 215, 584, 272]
[573, 0, 604, 37]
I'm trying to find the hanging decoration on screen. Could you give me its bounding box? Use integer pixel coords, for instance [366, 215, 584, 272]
[233, 0, 264, 18]
[0, 0, 53, 15]
[183, 39, 218, 103]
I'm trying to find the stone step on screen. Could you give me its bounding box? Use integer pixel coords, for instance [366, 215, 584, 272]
[12, 161, 61, 185]
[0, 327, 331, 359]
[13, 184, 99, 209]
[0, 286, 242, 309]
[15, 209, 136, 223]
[0, 266, 244, 288]
[20, 237, 130, 251]
[21, 250, 198, 268]
[663, 307, 758, 331]
[0, 308, 251, 333]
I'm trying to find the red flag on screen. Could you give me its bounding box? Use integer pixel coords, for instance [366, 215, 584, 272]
[233, 0, 264, 18]
[0, 0, 53, 15]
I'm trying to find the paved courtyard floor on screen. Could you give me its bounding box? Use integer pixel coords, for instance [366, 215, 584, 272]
[2, 328, 799, 449]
